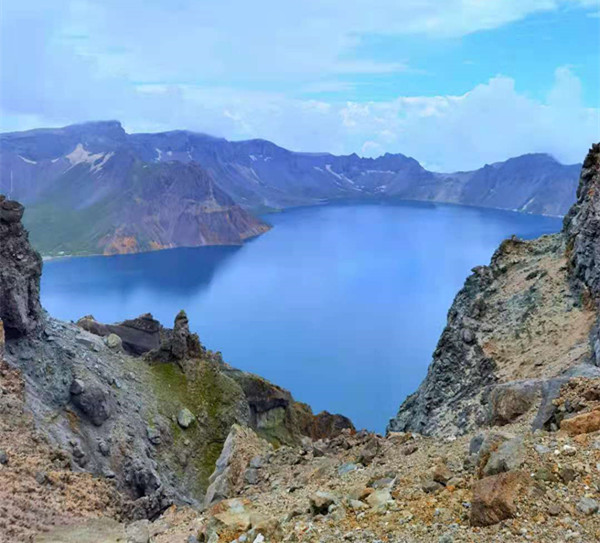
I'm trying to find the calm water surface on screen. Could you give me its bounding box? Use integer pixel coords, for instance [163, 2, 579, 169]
[42, 203, 562, 432]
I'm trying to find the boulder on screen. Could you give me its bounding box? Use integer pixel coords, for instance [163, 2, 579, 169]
[0, 197, 42, 338]
[481, 437, 525, 477]
[177, 408, 195, 429]
[204, 425, 271, 507]
[560, 407, 600, 436]
[488, 380, 542, 426]
[106, 313, 161, 355]
[470, 471, 529, 526]
[76, 315, 110, 337]
[576, 497, 599, 516]
[358, 436, 380, 466]
[105, 333, 123, 350]
[309, 491, 336, 515]
[70, 383, 112, 426]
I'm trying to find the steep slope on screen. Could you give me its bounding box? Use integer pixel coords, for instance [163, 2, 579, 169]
[21, 160, 270, 256]
[0, 201, 353, 534]
[0, 122, 581, 257]
[0, 122, 270, 256]
[388, 143, 600, 437]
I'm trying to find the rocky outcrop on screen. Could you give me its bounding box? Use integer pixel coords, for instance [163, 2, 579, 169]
[78, 313, 162, 356]
[0, 198, 354, 526]
[204, 424, 272, 507]
[389, 143, 600, 437]
[0, 195, 42, 338]
[563, 143, 600, 298]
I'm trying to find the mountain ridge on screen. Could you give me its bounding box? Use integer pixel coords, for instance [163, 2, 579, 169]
[0, 120, 582, 256]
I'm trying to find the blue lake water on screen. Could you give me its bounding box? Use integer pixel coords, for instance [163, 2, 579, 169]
[41, 202, 562, 432]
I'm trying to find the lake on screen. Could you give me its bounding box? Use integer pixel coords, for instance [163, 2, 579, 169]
[41, 202, 562, 432]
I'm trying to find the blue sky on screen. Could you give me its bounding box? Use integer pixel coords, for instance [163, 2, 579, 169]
[1, 0, 599, 170]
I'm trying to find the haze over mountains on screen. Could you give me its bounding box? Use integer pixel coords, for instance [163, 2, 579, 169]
[0, 120, 581, 256]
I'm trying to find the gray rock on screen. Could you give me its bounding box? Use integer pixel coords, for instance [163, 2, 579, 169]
[126, 519, 150, 543]
[482, 437, 525, 476]
[0, 197, 42, 338]
[146, 426, 161, 445]
[0, 450, 8, 465]
[310, 491, 336, 515]
[69, 379, 85, 396]
[576, 497, 599, 516]
[71, 384, 111, 426]
[488, 380, 542, 425]
[338, 462, 359, 476]
[422, 480, 444, 493]
[358, 436, 379, 465]
[177, 408, 195, 429]
[105, 333, 123, 350]
[244, 467, 259, 485]
[469, 433, 485, 455]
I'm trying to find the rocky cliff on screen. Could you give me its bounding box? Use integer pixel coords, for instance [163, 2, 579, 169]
[0, 196, 42, 338]
[0, 199, 352, 537]
[388, 143, 600, 437]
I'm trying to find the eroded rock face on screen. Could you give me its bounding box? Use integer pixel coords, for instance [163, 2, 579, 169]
[388, 143, 600, 437]
[106, 314, 161, 356]
[563, 143, 600, 299]
[470, 471, 529, 527]
[204, 424, 272, 507]
[0, 196, 42, 338]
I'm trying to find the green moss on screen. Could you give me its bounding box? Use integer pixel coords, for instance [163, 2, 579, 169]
[147, 360, 247, 494]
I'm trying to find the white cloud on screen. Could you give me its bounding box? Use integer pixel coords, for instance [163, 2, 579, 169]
[1, 1, 598, 170]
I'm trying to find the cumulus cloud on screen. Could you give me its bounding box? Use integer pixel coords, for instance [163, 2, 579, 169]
[117, 69, 596, 171]
[1, 1, 598, 170]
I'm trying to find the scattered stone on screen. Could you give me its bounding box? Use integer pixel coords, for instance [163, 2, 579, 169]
[146, 426, 161, 445]
[338, 463, 359, 476]
[470, 471, 529, 527]
[559, 466, 577, 483]
[576, 497, 599, 516]
[69, 379, 85, 396]
[547, 504, 562, 516]
[105, 333, 123, 350]
[358, 437, 379, 466]
[482, 437, 525, 476]
[422, 480, 444, 494]
[244, 467, 259, 485]
[177, 408, 195, 429]
[432, 462, 453, 485]
[560, 408, 600, 436]
[0, 449, 8, 465]
[310, 491, 336, 515]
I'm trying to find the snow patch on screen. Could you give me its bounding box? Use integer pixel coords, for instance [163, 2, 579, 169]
[325, 164, 356, 186]
[18, 155, 37, 165]
[249, 154, 257, 162]
[66, 143, 113, 173]
[66, 143, 104, 166]
[90, 152, 114, 173]
[155, 148, 163, 161]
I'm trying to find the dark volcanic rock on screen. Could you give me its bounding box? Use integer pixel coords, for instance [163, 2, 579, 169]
[0, 195, 42, 338]
[388, 264, 497, 436]
[147, 310, 202, 364]
[106, 313, 161, 356]
[564, 143, 600, 298]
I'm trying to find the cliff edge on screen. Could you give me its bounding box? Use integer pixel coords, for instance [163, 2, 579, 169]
[388, 143, 600, 437]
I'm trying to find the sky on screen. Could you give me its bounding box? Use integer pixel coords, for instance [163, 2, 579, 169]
[1, 0, 599, 171]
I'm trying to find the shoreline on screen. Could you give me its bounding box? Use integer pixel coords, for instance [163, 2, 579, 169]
[40, 198, 564, 262]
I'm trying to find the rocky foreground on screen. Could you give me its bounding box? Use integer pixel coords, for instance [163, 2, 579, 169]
[1, 144, 600, 542]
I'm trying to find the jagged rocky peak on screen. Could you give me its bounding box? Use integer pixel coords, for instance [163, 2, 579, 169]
[0, 195, 42, 338]
[563, 142, 600, 298]
[388, 143, 600, 438]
